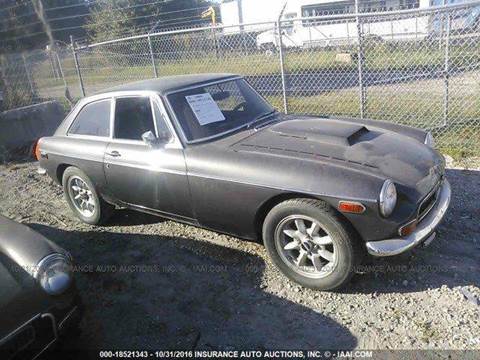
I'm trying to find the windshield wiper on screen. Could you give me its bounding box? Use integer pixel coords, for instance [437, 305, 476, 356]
[246, 110, 277, 129]
[253, 117, 280, 130]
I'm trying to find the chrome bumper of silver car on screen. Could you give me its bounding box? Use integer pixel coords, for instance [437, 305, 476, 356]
[37, 166, 47, 175]
[366, 179, 451, 257]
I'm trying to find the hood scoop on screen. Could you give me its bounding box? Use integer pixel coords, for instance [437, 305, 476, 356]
[269, 119, 372, 147]
[347, 126, 371, 145]
[233, 118, 379, 170]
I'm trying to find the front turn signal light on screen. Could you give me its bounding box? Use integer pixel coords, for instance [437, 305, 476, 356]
[338, 201, 366, 214]
[399, 220, 418, 237]
[33, 139, 41, 161]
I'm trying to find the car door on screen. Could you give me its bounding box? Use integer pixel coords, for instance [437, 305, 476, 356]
[103, 94, 193, 220]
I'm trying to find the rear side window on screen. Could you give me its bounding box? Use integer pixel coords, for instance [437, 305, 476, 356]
[114, 97, 156, 140]
[69, 99, 111, 137]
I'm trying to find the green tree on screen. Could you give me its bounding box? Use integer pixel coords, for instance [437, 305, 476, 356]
[0, 0, 89, 53]
[86, 0, 216, 43]
[86, 0, 138, 43]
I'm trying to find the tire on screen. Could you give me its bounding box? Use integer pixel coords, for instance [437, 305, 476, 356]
[62, 166, 114, 225]
[262, 198, 362, 291]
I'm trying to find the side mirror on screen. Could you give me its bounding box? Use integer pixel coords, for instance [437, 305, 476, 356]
[141, 131, 157, 146]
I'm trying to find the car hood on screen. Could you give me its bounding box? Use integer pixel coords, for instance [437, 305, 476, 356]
[232, 117, 444, 197]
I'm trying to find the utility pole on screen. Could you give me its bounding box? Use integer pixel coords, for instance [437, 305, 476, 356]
[237, 0, 244, 32]
[202, 7, 219, 58]
[277, 2, 288, 114]
[355, 0, 366, 118]
[70, 35, 85, 97]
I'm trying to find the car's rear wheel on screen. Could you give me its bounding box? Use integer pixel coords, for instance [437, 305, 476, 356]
[262, 198, 362, 290]
[62, 167, 113, 225]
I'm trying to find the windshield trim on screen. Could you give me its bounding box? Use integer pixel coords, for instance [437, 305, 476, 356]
[164, 77, 274, 144]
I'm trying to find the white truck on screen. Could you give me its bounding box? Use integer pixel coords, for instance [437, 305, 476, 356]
[256, 0, 436, 50]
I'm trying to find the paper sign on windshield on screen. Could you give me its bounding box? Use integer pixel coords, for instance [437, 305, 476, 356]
[186, 93, 225, 126]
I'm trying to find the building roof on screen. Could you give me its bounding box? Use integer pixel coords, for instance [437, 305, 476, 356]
[100, 73, 239, 96]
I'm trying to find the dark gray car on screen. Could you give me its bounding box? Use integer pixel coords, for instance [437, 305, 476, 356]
[37, 73, 451, 290]
[0, 215, 81, 359]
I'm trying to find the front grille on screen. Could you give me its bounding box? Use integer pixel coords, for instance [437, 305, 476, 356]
[418, 183, 441, 221]
[1, 314, 56, 360]
[2, 325, 35, 359]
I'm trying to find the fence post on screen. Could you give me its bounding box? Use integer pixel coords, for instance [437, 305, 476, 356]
[211, 25, 219, 59]
[70, 35, 85, 97]
[0, 56, 9, 109]
[21, 53, 36, 99]
[443, 12, 451, 127]
[54, 50, 69, 90]
[147, 35, 158, 78]
[277, 20, 288, 114]
[355, 0, 366, 118]
[48, 50, 59, 80]
[346, 19, 350, 46]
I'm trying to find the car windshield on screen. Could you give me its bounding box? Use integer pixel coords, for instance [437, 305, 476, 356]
[167, 78, 274, 142]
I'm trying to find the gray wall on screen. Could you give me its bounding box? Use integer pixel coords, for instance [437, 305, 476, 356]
[0, 101, 65, 161]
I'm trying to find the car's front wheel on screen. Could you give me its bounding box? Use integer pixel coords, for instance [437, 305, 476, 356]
[262, 198, 362, 290]
[62, 166, 113, 225]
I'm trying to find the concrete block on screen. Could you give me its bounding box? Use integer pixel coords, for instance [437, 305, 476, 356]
[0, 101, 65, 162]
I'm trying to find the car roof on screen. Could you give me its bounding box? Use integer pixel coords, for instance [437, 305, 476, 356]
[99, 73, 240, 96]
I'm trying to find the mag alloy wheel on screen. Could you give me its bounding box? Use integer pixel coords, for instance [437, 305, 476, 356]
[67, 176, 96, 218]
[274, 215, 338, 279]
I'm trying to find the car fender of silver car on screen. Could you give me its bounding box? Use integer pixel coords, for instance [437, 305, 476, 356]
[36, 74, 450, 288]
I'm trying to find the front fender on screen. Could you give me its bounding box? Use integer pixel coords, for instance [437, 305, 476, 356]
[0, 215, 66, 276]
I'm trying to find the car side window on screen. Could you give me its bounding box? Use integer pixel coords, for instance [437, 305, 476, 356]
[114, 97, 156, 141]
[152, 100, 172, 143]
[68, 99, 111, 137]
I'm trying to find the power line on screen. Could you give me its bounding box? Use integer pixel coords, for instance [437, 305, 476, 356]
[0, 0, 199, 26]
[44, 0, 189, 13]
[85, 14, 208, 38]
[0, 2, 86, 26]
[0, 3, 209, 28]
[0, 0, 31, 14]
[108, 17, 208, 37]
[2, 11, 209, 43]
[0, 1, 211, 36]
[73, 14, 212, 44]
[49, 4, 209, 23]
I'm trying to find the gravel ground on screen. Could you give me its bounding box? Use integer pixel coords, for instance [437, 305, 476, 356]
[0, 159, 479, 352]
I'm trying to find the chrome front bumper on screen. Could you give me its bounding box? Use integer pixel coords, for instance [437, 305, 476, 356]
[366, 179, 451, 257]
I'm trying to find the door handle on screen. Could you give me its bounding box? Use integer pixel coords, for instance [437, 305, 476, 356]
[106, 150, 121, 157]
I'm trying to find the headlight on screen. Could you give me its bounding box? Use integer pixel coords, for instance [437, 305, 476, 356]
[424, 131, 435, 148]
[379, 179, 397, 217]
[34, 253, 72, 295]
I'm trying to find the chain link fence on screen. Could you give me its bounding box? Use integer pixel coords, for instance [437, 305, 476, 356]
[0, 2, 479, 160]
[0, 46, 83, 111]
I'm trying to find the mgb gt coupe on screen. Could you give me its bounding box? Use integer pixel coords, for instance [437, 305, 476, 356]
[36, 73, 451, 290]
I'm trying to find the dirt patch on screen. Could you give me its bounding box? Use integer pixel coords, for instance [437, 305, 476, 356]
[0, 161, 479, 350]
